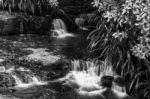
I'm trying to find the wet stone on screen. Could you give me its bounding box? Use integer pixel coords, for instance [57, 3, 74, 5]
[19, 48, 62, 66]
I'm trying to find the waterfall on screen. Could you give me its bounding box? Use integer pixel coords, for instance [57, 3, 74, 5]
[70, 60, 115, 76]
[52, 19, 67, 31]
[51, 19, 74, 38]
[64, 59, 126, 93]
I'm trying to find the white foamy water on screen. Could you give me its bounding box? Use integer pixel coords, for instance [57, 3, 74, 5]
[12, 81, 48, 90]
[51, 29, 74, 38]
[0, 66, 48, 90]
[52, 19, 67, 31]
[11, 75, 23, 85]
[51, 19, 74, 38]
[63, 60, 126, 93]
[11, 73, 48, 89]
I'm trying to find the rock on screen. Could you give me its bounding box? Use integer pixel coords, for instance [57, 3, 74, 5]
[101, 75, 114, 88]
[11, 86, 43, 98]
[19, 48, 62, 66]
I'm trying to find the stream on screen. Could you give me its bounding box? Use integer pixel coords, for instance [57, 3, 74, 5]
[0, 28, 92, 99]
[0, 19, 126, 99]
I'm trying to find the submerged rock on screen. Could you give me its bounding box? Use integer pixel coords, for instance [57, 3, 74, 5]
[19, 48, 62, 66]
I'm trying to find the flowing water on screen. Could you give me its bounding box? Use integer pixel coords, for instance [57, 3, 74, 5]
[0, 18, 90, 99]
[63, 60, 126, 93]
[52, 19, 67, 31]
[51, 19, 74, 38]
[0, 18, 126, 99]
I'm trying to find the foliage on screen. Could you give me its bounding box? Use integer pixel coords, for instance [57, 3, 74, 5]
[87, 0, 150, 98]
[48, 0, 59, 7]
[91, 0, 150, 59]
[0, 0, 59, 14]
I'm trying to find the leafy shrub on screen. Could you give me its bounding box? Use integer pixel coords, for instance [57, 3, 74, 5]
[88, 0, 150, 98]
[48, 0, 59, 7]
[0, 0, 59, 14]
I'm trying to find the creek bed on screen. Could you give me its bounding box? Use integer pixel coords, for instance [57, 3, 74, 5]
[0, 32, 90, 99]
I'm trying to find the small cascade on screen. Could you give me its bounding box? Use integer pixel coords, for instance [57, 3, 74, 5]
[0, 66, 48, 89]
[52, 19, 67, 31]
[64, 59, 126, 93]
[11, 75, 23, 85]
[70, 60, 115, 76]
[51, 19, 74, 38]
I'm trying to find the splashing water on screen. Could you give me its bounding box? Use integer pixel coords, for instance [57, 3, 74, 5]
[63, 60, 126, 93]
[52, 29, 74, 38]
[51, 19, 74, 38]
[11, 74, 48, 90]
[1, 66, 48, 89]
[11, 75, 23, 85]
[52, 19, 67, 31]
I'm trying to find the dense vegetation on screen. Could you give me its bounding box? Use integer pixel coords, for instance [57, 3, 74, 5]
[0, 0, 58, 14]
[86, 0, 150, 99]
